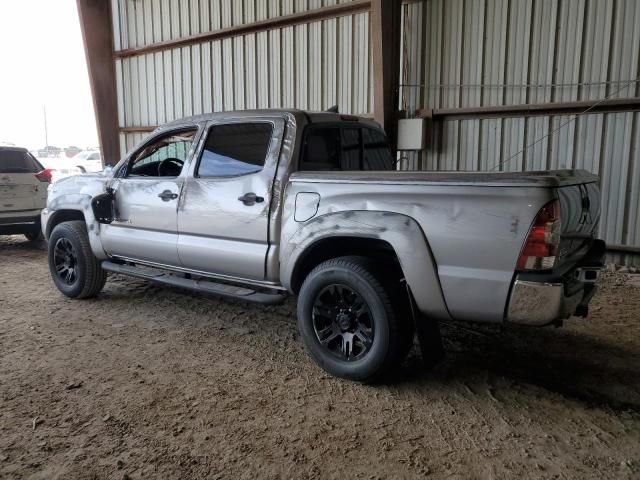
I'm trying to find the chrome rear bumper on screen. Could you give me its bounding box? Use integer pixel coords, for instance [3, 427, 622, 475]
[506, 240, 605, 326]
[507, 279, 586, 326]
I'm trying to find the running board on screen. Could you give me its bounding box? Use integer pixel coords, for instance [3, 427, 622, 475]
[101, 261, 287, 305]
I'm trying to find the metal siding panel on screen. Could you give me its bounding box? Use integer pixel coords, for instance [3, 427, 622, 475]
[181, 47, 193, 117]
[163, 50, 174, 121]
[269, 29, 281, 108]
[600, 113, 634, 244]
[111, 0, 122, 51]
[308, 19, 322, 110]
[154, 52, 166, 123]
[192, 43, 203, 115]
[282, 26, 295, 108]
[222, 38, 234, 110]
[145, 54, 157, 125]
[296, 24, 308, 110]
[201, 42, 212, 113]
[172, 48, 183, 119]
[245, 33, 257, 109]
[626, 113, 640, 245]
[337, 15, 353, 113]
[256, 31, 270, 108]
[212, 40, 224, 111]
[151, 0, 163, 43]
[233, 36, 245, 110]
[323, 17, 337, 110]
[115, 59, 125, 128]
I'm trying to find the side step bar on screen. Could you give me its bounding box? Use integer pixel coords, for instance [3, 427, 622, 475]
[102, 261, 287, 305]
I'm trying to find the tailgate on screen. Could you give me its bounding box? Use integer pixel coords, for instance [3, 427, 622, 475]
[0, 173, 40, 211]
[1, 149, 46, 213]
[556, 181, 601, 265]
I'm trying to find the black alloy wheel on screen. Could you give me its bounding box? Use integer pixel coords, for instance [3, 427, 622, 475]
[312, 284, 374, 361]
[53, 237, 78, 285]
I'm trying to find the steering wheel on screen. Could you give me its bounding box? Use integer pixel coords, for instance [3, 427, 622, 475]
[157, 157, 184, 177]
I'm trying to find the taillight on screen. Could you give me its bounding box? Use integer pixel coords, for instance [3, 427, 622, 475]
[517, 200, 561, 270]
[35, 168, 54, 183]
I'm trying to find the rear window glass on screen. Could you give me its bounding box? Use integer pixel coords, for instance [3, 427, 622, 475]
[197, 123, 273, 177]
[0, 150, 42, 173]
[301, 126, 393, 171]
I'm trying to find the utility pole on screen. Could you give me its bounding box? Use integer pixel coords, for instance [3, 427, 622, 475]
[43, 105, 49, 147]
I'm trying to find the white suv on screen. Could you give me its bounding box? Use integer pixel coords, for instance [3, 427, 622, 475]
[0, 146, 51, 241]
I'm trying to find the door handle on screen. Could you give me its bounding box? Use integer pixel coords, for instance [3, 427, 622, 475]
[158, 190, 179, 201]
[237, 192, 264, 206]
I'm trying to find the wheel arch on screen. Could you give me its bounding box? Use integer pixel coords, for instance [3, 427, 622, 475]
[281, 210, 452, 321]
[46, 209, 85, 239]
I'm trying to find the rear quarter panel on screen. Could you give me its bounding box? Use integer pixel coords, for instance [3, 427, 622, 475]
[281, 180, 553, 323]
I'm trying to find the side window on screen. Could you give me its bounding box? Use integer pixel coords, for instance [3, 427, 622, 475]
[362, 128, 393, 170]
[127, 129, 196, 177]
[340, 128, 361, 170]
[197, 123, 273, 177]
[301, 126, 393, 171]
[88, 153, 101, 161]
[301, 128, 340, 170]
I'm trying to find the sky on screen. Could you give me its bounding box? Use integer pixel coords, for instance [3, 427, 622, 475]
[0, 0, 98, 149]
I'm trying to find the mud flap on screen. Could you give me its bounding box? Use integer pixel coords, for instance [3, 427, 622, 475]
[91, 188, 116, 224]
[405, 283, 445, 367]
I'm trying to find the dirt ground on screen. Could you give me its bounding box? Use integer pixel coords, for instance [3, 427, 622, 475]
[1, 235, 639, 480]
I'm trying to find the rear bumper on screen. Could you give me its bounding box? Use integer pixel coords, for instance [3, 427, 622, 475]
[506, 239, 605, 326]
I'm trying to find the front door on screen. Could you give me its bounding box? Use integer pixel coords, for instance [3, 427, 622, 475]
[177, 119, 284, 280]
[101, 127, 199, 266]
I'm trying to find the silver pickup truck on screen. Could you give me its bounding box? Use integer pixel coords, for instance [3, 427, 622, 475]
[42, 110, 605, 382]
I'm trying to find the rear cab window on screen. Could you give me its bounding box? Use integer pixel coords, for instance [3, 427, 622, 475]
[196, 123, 273, 177]
[300, 125, 393, 171]
[0, 149, 43, 173]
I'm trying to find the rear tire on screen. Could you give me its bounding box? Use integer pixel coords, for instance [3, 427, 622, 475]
[24, 227, 43, 242]
[297, 256, 413, 383]
[48, 221, 106, 298]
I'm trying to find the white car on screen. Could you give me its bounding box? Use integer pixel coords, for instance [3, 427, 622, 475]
[0, 146, 50, 241]
[72, 150, 102, 173]
[40, 157, 85, 184]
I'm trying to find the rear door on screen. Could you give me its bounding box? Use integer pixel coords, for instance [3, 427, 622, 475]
[0, 149, 47, 214]
[100, 127, 199, 266]
[177, 118, 284, 280]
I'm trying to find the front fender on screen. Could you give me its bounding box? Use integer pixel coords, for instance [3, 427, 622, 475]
[280, 210, 452, 321]
[44, 193, 108, 260]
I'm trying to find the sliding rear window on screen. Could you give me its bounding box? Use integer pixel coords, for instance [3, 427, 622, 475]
[300, 125, 393, 171]
[0, 149, 43, 173]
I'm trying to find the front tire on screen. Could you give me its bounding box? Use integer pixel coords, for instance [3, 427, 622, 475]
[48, 221, 106, 298]
[297, 256, 411, 383]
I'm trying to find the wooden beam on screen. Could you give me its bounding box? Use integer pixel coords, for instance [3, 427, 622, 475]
[371, 0, 401, 151]
[114, 0, 372, 59]
[76, 0, 120, 165]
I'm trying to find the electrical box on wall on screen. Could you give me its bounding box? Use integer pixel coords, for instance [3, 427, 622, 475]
[396, 118, 426, 150]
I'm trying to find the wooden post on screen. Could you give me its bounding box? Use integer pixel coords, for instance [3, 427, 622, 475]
[371, 0, 401, 151]
[76, 0, 120, 165]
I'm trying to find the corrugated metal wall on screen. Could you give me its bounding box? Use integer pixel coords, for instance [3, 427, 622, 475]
[111, 0, 372, 155]
[400, 0, 640, 254]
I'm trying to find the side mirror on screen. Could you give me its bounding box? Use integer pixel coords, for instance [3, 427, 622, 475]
[91, 188, 115, 224]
